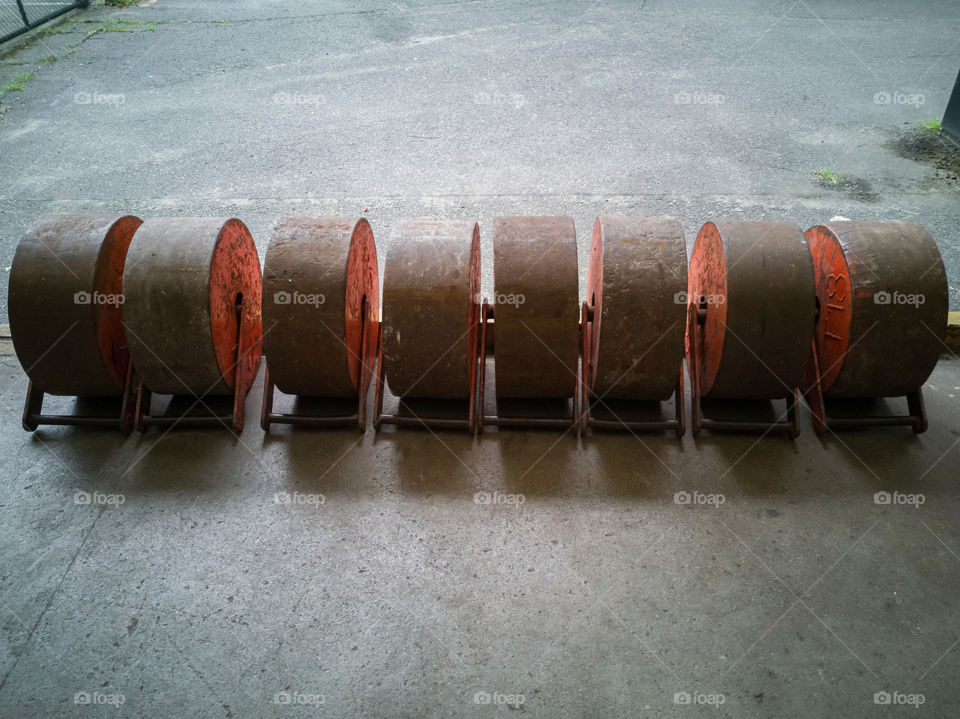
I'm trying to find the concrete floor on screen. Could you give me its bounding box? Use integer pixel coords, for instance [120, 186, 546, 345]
[1, 0, 959, 717]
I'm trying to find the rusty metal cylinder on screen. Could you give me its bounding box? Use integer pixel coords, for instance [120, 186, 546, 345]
[123, 218, 262, 395]
[262, 217, 378, 398]
[587, 216, 687, 400]
[688, 221, 816, 399]
[805, 220, 947, 398]
[492, 216, 579, 399]
[381, 220, 480, 399]
[8, 214, 142, 396]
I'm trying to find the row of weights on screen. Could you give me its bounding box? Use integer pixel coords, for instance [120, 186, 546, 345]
[8, 214, 947, 437]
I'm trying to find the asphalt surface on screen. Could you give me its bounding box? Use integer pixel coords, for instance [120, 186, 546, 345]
[0, 2, 959, 718]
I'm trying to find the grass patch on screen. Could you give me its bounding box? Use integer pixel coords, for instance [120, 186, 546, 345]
[921, 119, 941, 132]
[812, 169, 842, 184]
[85, 18, 159, 35]
[811, 169, 880, 202]
[105, 0, 142, 6]
[2, 73, 33, 92]
[43, 17, 77, 35]
[40, 55, 58, 64]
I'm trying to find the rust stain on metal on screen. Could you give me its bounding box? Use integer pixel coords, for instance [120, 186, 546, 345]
[587, 216, 687, 400]
[492, 216, 579, 399]
[805, 221, 947, 397]
[688, 221, 816, 399]
[381, 219, 480, 399]
[261, 217, 378, 398]
[9, 214, 142, 396]
[123, 217, 262, 396]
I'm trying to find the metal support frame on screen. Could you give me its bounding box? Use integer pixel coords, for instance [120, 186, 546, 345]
[374, 312, 481, 433]
[578, 301, 685, 438]
[134, 306, 259, 433]
[262, 312, 373, 432]
[803, 338, 927, 435]
[22, 355, 138, 434]
[688, 304, 800, 438]
[477, 301, 579, 431]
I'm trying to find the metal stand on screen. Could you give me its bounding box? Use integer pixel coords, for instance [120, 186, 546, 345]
[135, 310, 260, 433]
[22, 355, 138, 434]
[477, 301, 580, 431]
[262, 312, 373, 432]
[803, 339, 927, 435]
[578, 301, 685, 438]
[688, 304, 800, 438]
[374, 314, 481, 433]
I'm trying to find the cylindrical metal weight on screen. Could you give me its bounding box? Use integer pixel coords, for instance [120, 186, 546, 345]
[688, 221, 816, 399]
[492, 216, 579, 399]
[262, 217, 378, 398]
[587, 216, 687, 400]
[123, 218, 262, 395]
[9, 214, 142, 396]
[381, 220, 480, 399]
[805, 220, 947, 398]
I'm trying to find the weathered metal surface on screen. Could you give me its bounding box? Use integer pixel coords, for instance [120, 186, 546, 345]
[492, 216, 579, 399]
[261, 217, 378, 398]
[688, 221, 816, 399]
[123, 218, 262, 396]
[9, 214, 142, 396]
[382, 219, 480, 399]
[805, 221, 947, 397]
[587, 216, 687, 401]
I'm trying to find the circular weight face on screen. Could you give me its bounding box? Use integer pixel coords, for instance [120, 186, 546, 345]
[262, 217, 378, 398]
[9, 214, 142, 396]
[688, 221, 816, 399]
[492, 216, 579, 399]
[587, 216, 687, 401]
[686, 222, 728, 395]
[806, 221, 947, 397]
[382, 220, 480, 399]
[123, 218, 262, 396]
